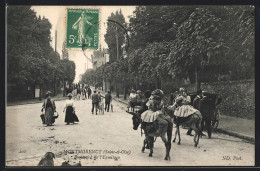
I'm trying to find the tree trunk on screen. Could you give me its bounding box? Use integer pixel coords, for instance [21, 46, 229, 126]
[39, 85, 42, 101]
[63, 80, 66, 97]
[124, 81, 127, 100]
[115, 81, 119, 98]
[156, 77, 161, 89]
[195, 65, 201, 90]
[161, 77, 163, 91]
[53, 76, 56, 96]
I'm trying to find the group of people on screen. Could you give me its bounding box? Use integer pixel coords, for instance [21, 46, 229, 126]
[41, 88, 113, 126]
[127, 89, 143, 110]
[72, 84, 92, 100]
[90, 90, 112, 114]
[41, 91, 80, 126]
[129, 87, 213, 138]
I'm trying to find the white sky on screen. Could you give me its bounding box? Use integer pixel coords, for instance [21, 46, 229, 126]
[31, 6, 136, 82]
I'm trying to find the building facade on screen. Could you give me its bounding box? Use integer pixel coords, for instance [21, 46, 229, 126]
[91, 48, 109, 70]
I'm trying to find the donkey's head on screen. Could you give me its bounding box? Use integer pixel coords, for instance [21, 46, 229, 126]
[131, 112, 142, 130]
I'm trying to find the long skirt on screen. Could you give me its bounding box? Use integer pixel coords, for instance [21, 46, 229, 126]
[45, 107, 54, 125]
[65, 106, 79, 123]
[174, 105, 200, 117]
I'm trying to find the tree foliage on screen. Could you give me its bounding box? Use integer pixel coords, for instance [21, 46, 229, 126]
[81, 5, 254, 90]
[7, 6, 76, 95]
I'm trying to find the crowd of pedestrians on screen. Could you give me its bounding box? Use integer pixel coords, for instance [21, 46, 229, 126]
[41, 84, 113, 126]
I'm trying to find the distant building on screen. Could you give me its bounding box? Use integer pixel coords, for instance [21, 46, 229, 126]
[91, 48, 111, 91]
[91, 48, 109, 70]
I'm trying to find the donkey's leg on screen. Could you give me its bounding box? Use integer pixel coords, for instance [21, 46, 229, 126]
[177, 126, 181, 145]
[173, 125, 178, 143]
[148, 136, 154, 157]
[161, 134, 171, 160]
[192, 124, 200, 147]
[193, 131, 198, 147]
[142, 138, 147, 152]
[196, 131, 200, 146]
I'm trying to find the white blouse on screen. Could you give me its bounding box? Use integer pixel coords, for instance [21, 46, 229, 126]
[64, 99, 74, 108]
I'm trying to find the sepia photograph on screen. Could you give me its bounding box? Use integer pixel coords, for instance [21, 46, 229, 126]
[6, 5, 255, 167]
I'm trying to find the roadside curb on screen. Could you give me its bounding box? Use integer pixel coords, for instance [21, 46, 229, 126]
[215, 128, 255, 143]
[113, 98, 128, 105]
[99, 91, 128, 105]
[7, 97, 67, 106]
[95, 89, 255, 143]
[111, 96, 255, 143]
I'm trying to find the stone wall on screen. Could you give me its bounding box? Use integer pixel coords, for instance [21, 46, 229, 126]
[185, 79, 255, 120]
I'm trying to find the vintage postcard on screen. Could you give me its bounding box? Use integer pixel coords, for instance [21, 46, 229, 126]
[6, 5, 255, 167]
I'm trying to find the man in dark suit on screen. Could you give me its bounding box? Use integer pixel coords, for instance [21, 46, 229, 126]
[198, 92, 214, 138]
[187, 89, 204, 136]
[105, 91, 112, 112]
[91, 90, 99, 115]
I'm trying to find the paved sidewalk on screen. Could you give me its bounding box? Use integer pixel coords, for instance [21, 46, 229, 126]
[216, 115, 255, 142]
[7, 93, 67, 106]
[96, 88, 255, 143]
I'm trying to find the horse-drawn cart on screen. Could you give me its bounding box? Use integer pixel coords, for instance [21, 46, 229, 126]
[189, 91, 222, 130]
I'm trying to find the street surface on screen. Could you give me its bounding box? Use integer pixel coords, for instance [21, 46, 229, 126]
[6, 98, 254, 166]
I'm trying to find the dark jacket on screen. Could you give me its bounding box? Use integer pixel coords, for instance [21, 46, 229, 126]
[198, 96, 214, 119]
[105, 94, 112, 102]
[91, 93, 99, 103]
[42, 99, 56, 111]
[193, 95, 202, 110]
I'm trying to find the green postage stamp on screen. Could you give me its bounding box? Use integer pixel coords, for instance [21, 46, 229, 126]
[66, 8, 99, 50]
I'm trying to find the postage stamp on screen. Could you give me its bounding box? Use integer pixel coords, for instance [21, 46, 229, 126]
[66, 8, 99, 50]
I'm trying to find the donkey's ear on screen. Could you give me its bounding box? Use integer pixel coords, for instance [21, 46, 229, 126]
[126, 111, 134, 115]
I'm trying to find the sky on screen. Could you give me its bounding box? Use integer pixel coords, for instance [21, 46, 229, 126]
[31, 6, 136, 82]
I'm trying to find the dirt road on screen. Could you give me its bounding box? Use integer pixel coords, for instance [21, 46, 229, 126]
[6, 98, 254, 166]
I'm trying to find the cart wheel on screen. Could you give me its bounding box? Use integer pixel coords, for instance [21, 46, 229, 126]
[214, 109, 220, 129]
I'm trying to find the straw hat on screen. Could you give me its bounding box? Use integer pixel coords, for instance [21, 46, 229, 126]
[45, 91, 51, 95]
[67, 93, 73, 97]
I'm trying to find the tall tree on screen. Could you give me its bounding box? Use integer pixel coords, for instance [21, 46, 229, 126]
[104, 10, 126, 63]
[167, 7, 225, 89]
[7, 6, 76, 99]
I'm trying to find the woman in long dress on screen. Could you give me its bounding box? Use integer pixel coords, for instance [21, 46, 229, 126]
[41, 91, 56, 126]
[63, 93, 79, 125]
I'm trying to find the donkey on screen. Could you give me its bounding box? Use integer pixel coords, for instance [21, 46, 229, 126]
[164, 106, 202, 147]
[127, 111, 173, 160]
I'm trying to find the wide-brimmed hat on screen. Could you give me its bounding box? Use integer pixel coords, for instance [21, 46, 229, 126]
[179, 87, 185, 92]
[151, 89, 164, 100]
[67, 93, 73, 97]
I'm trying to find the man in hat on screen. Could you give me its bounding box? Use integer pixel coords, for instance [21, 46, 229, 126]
[105, 91, 112, 112]
[186, 89, 205, 136]
[91, 90, 99, 114]
[198, 91, 214, 138]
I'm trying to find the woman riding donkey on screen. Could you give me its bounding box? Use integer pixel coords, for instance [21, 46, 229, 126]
[128, 89, 173, 160]
[168, 87, 202, 146]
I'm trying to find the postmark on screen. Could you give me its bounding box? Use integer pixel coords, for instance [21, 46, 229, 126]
[66, 8, 99, 50]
